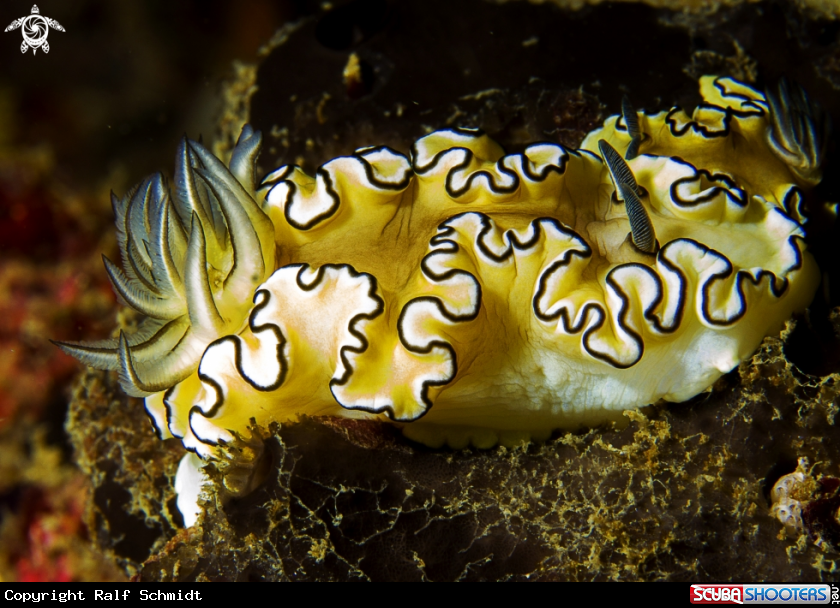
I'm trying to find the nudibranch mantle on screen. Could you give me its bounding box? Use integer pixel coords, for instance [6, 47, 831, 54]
[59, 76, 823, 462]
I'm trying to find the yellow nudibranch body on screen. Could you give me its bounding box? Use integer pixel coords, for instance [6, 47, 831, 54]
[59, 76, 824, 457]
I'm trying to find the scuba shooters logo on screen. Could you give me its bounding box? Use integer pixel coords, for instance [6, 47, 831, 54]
[691, 586, 745, 604]
[4, 5, 65, 55]
[690, 584, 836, 605]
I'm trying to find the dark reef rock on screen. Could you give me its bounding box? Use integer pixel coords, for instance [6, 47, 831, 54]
[70, 318, 840, 581]
[66, 0, 840, 581]
[67, 367, 184, 573]
[246, 0, 840, 174]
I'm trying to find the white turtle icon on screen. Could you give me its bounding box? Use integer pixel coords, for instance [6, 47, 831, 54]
[4, 5, 65, 55]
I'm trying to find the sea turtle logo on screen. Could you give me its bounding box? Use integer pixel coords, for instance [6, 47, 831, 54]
[4, 5, 65, 55]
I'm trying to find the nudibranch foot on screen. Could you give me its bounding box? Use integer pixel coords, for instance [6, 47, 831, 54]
[60, 77, 824, 511]
[403, 422, 598, 451]
[175, 452, 210, 528]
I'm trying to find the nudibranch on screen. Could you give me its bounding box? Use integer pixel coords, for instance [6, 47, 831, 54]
[58, 76, 825, 484]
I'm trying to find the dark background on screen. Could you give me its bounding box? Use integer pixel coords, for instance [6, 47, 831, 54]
[0, 0, 309, 185]
[0, 0, 314, 581]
